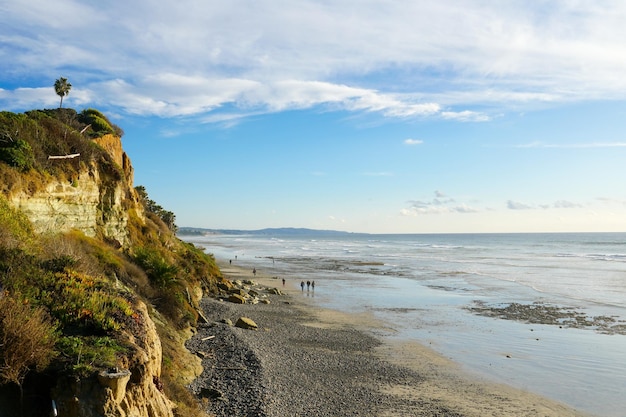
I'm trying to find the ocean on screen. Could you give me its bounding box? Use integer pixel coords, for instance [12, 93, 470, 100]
[182, 232, 626, 416]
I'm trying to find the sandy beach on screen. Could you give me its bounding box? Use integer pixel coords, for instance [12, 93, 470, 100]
[187, 263, 591, 417]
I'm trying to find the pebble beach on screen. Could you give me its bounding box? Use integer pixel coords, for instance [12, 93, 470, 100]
[186, 264, 590, 417]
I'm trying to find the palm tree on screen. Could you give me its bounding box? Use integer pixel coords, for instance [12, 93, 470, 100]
[54, 77, 72, 108]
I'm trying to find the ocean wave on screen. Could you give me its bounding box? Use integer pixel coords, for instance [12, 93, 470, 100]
[555, 253, 626, 262]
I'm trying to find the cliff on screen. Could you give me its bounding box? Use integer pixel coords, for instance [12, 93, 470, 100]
[0, 109, 221, 417]
[6, 134, 141, 248]
[51, 301, 175, 417]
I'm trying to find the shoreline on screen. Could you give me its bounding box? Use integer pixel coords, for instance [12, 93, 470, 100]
[187, 261, 591, 416]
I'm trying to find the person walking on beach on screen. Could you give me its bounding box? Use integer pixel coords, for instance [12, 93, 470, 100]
[300, 281, 305, 291]
[306, 281, 311, 291]
[311, 281, 315, 291]
[253, 268, 257, 277]
[282, 278, 285, 286]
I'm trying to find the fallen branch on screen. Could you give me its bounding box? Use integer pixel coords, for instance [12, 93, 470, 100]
[48, 153, 80, 160]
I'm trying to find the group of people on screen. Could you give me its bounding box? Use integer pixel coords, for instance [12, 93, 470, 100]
[300, 280, 315, 291]
[245, 262, 317, 293]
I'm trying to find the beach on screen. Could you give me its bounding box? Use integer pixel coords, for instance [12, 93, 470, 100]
[187, 263, 589, 417]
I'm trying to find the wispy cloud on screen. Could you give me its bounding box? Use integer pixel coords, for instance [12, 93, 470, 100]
[508, 199, 585, 210]
[507, 200, 535, 210]
[596, 197, 626, 206]
[404, 139, 424, 145]
[402, 191, 481, 216]
[554, 200, 583, 209]
[3, 1, 626, 121]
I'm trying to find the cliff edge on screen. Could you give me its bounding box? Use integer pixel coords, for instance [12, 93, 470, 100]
[0, 108, 222, 417]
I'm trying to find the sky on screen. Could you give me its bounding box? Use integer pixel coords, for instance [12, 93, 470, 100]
[1, 1, 626, 234]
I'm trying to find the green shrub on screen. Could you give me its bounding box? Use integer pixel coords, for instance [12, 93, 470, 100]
[41, 255, 78, 272]
[0, 194, 33, 247]
[0, 139, 34, 171]
[56, 335, 126, 375]
[78, 109, 124, 137]
[133, 247, 179, 289]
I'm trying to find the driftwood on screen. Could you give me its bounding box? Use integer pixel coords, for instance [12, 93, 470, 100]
[201, 335, 215, 341]
[196, 308, 209, 324]
[48, 153, 80, 160]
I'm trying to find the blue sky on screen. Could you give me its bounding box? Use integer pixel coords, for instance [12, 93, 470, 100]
[2, 1, 626, 233]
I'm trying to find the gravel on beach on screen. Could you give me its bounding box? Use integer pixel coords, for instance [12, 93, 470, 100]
[186, 289, 462, 417]
[186, 274, 590, 417]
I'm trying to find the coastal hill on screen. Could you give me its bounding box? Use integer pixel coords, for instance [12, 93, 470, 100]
[178, 226, 360, 236]
[0, 109, 225, 417]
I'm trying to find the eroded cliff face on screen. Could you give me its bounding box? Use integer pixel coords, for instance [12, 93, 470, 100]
[52, 301, 175, 417]
[8, 134, 142, 247]
[4, 133, 183, 416]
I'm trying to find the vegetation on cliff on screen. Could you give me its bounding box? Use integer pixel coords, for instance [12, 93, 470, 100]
[0, 108, 221, 416]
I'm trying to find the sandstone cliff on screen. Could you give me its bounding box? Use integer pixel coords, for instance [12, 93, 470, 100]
[8, 134, 142, 248]
[0, 109, 218, 417]
[52, 302, 174, 417]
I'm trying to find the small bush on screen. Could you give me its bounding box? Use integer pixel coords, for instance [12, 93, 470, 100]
[56, 335, 126, 375]
[133, 247, 179, 289]
[78, 109, 124, 138]
[0, 194, 33, 248]
[0, 139, 34, 171]
[41, 255, 78, 272]
[0, 294, 58, 388]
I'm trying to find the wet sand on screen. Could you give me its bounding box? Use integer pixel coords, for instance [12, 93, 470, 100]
[188, 263, 591, 416]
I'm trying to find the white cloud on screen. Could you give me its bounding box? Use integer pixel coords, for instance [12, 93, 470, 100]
[440, 110, 490, 122]
[404, 139, 424, 145]
[507, 199, 587, 210]
[4, 1, 626, 119]
[554, 200, 583, 209]
[507, 200, 535, 210]
[402, 191, 480, 216]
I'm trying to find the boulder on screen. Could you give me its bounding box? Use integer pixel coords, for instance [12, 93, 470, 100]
[219, 277, 234, 287]
[220, 318, 233, 326]
[199, 387, 224, 400]
[229, 288, 247, 296]
[235, 317, 258, 330]
[227, 294, 246, 304]
[266, 287, 282, 295]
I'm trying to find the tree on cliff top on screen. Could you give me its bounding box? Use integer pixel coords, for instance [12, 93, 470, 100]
[54, 77, 72, 108]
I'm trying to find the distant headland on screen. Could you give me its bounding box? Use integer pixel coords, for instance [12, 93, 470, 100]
[178, 227, 364, 236]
